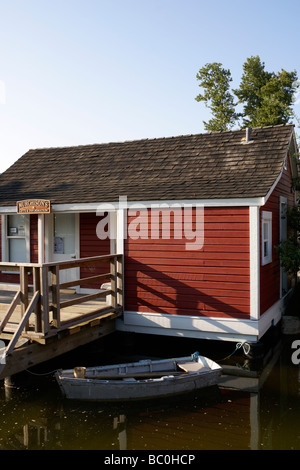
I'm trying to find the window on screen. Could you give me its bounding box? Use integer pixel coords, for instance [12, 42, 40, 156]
[2, 214, 30, 263]
[261, 211, 272, 265]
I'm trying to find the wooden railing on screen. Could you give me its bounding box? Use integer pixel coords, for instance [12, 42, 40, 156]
[0, 254, 123, 346]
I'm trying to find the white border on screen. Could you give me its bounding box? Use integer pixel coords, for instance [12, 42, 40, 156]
[249, 206, 260, 320]
[38, 214, 45, 263]
[117, 296, 284, 343]
[261, 211, 272, 266]
[0, 197, 264, 215]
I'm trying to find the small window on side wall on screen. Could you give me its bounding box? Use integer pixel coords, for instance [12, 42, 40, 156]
[1, 214, 30, 264]
[261, 211, 272, 265]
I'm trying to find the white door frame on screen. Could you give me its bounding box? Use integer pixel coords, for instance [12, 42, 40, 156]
[44, 212, 80, 289]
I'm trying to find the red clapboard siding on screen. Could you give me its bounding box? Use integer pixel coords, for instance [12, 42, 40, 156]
[30, 215, 38, 263]
[124, 206, 250, 319]
[80, 213, 110, 288]
[260, 155, 295, 315]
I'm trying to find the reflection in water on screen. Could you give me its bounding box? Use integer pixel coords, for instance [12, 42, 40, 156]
[0, 335, 300, 450]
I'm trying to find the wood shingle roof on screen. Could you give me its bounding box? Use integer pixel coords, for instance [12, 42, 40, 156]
[0, 124, 296, 206]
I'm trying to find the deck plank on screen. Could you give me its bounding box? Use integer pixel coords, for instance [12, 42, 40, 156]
[0, 289, 108, 334]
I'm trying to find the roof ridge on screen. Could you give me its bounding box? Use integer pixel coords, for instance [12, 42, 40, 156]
[27, 124, 294, 153]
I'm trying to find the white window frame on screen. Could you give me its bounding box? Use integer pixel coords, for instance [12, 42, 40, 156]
[261, 211, 272, 266]
[1, 214, 31, 264]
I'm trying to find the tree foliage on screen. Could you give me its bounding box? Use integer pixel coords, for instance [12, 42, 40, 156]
[277, 238, 300, 279]
[276, 207, 300, 278]
[233, 56, 272, 127]
[196, 55, 299, 131]
[195, 63, 239, 132]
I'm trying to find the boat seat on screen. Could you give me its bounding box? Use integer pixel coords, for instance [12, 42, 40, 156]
[177, 362, 210, 373]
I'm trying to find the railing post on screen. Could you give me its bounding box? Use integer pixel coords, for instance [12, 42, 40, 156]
[117, 255, 123, 309]
[4, 291, 40, 357]
[19, 266, 29, 318]
[33, 267, 42, 332]
[110, 256, 117, 310]
[51, 265, 61, 329]
[40, 265, 49, 335]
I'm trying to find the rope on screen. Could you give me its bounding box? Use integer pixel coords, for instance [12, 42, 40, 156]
[25, 368, 59, 376]
[217, 341, 246, 362]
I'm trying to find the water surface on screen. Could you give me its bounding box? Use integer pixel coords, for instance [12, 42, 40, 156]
[0, 332, 299, 450]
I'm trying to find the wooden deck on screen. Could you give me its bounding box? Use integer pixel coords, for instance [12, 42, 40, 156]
[0, 254, 123, 380]
[0, 288, 108, 338]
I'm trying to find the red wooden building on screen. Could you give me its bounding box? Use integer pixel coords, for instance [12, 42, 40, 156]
[0, 124, 297, 347]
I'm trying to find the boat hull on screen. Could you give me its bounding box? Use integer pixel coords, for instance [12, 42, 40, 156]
[55, 355, 222, 401]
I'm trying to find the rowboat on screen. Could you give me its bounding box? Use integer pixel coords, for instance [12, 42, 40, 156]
[55, 352, 222, 401]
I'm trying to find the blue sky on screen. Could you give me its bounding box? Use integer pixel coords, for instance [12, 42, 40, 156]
[0, 0, 299, 172]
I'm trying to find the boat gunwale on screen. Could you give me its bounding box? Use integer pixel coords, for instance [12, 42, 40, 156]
[56, 354, 222, 384]
[57, 369, 220, 385]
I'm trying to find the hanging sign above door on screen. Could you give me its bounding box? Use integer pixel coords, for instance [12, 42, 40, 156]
[17, 199, 51, 214]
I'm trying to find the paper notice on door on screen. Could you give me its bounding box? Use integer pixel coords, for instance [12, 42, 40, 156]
[54, 236, 64, 254]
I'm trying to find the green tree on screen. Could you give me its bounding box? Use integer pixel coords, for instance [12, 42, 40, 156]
[234, 56, 298, 127]
[195, 62, 239, 132]
[196, 56, 299, 130]
[276, 206, 300, 279]
[252, 69, 298, 127]
[233, 56, 272, 127]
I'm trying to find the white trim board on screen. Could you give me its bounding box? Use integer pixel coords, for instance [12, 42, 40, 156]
[50, 197, 264, 212]
[249, 206, 260, 320]
[117, 298, 284, 343]
[0, 197, 265, 214]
